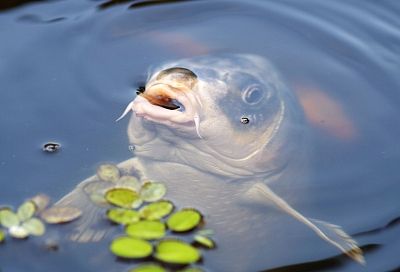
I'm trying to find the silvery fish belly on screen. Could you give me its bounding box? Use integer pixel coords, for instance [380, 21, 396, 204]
[54, 54, 363, 270]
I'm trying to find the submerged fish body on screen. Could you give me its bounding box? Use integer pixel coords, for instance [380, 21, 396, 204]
[55, 54, 363, 270]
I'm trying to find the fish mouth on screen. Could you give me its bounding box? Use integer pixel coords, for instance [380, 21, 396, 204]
[117, 82, 202, 137]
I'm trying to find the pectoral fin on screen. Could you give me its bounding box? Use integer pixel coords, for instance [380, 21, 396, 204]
[50, 158, 142, 243]
[246, 182, 365, 264]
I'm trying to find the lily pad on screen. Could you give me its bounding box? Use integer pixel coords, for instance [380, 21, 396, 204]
[139, 200, 174, 220]
[129, 264, 166, 272]
[110, 236, 152, 259]
[193, 235, 215, 249]
[167, 209, 202, 232]
[30, 194, 50, 213]
[41, 206, 82, 224]
[107, 208, 140, 225]
[17, 201, 36, 222]
[0, 209, 19, 228]
[178, 268, 204, 272]
[140, 182, 166, 202]
[22, 218, 45, 236]
[105, 188, 141, 209]
[118, 176, 141, 191]
[97, 164, 120, 183]
[155, 239, 201, 264]
[0, 229, 5, 243]
[9, 225, 29, 239]
[90, 193, 109, 206]
[125, 220, 165, 240]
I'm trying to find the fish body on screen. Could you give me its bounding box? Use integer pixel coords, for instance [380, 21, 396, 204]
[55, 54, 363, 270]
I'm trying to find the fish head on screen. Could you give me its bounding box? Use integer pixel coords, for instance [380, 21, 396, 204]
[126, 54, 302, 179]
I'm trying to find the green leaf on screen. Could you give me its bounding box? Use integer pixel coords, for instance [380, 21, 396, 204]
[193, 235, 215, 249]
[167, 209, 202, 232]
[30, 194, 50, 213]
[125, 220, 165, 240]
[140, 182, 166, 202]
[155, 239, 201, 264]
[17, 201, 36, 222]
[139, 200, 174, 220]
[9, 225, 29, 239]
[0, 229, 5, 243]
[118, 176, 141, 191]
[41, 206, 82, 224]
[105, 188, 141, 209]
[0, 209, 20, 228]
[129, 264, 166, 272]
[97, 164, 120, 183]
[22, 218, 45, 236]
[110, 236, 152, 259]
[177, 268, 204, 272]
[107, 208, 140, 225]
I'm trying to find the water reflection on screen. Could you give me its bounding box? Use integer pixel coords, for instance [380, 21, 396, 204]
[97, 0, 191, 10]
[0, 0, 49, 11]
[0, 0, 399, 271]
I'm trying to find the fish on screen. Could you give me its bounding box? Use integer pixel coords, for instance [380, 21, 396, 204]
[53, 54, 364, 269]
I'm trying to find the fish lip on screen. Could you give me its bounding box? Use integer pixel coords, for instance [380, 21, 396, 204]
[132, 82, 200, 125]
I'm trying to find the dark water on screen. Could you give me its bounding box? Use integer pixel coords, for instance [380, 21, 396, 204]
[0, 0, 400, 271]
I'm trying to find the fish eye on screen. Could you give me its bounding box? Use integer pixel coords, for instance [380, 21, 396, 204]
[242, 84, 264, 105]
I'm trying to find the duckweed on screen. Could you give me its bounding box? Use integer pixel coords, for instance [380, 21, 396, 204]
[194, 235, 215, 249]
[17, 201, 36, 222]
[129, 264, 166, 272]
[107, 208, 140, 225]
[125, 220, 165, 240]
[155, 239, 201, 264]
[140, 182, 166, 202]
[97, 164, 120, 183]
[105, 188, 141, 209]
[0, 209, 19, 228]
[139, 200, 174, 220]
[41, 206, 82, 224]
[110, 236, 153, 259]
[167, 209, 202, 232]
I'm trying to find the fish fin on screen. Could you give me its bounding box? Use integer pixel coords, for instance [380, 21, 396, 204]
[52, 178, 113, 243]
[248, 182, 364, 264]
[51, 158, 142, 243]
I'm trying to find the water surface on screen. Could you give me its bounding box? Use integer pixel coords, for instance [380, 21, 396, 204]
[0, 0, 400, 271]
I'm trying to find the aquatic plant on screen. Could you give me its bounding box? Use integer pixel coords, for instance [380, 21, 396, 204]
[0, 201, 45, 239]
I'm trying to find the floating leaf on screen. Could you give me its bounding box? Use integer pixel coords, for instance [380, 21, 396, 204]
[125, 220, 165, 240]
[90, 193, 109, 206]
[129, 264, 166, 272]
[155, 239, 201, 264]
[139, 200, 174, 220]
[97, 164, 120, 183]
[193, 235, 215, 249]
[0, 229, 5, 243]
[107, 208, 140, 225]
[110, 236, 152, 259]
[167, 209, 202, 232]
[9, 225, 29, 239]
[41, 206, 82, 224]
[22, 218, 45, 236]
[17, 201, 36, 222]
[118, 176, 141, 191]
[105, 188, 141, 209]
[30, 194, 50, 213]
[0, 209, 19, 228]
[140, 182, 166, 202]
[178, 268, 204, 272]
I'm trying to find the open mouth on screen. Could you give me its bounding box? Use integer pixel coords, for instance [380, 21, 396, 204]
[117, 82, 202, 137]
